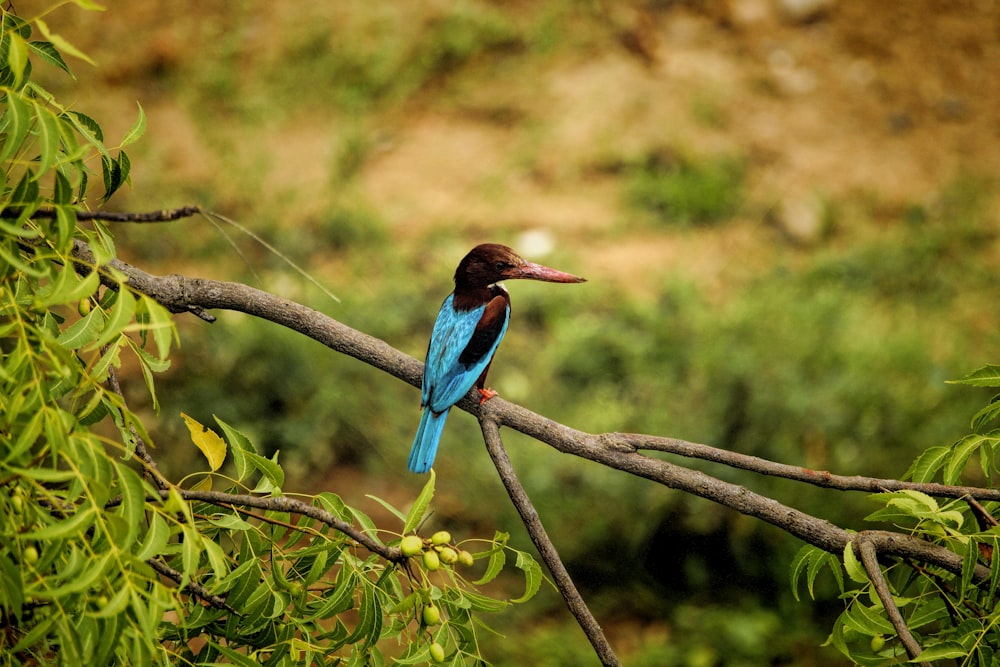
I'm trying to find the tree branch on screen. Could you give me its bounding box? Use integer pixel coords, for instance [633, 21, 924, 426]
[616, 433, 1000, 501]
[69, 238, 1000, 658]
[171, 489, 400, 562]
[856, 537, 930, 666]
[71, 240, 995, 579]
[479, 417, 621, 667]
[5, 205, 203, 222]
[146, 556, 237, 613]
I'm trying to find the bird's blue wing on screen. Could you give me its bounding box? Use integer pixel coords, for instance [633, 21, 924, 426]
[422, 293, 509, 412]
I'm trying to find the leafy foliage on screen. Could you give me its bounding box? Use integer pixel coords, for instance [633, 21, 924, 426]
[0, 5, 539, 665]
[790, 368, 1000, 665]
[625, 150, 744, 226]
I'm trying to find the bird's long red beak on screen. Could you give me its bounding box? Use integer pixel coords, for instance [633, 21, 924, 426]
[513, 262, 586, 284]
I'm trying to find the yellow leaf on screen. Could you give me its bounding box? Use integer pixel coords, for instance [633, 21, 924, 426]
[181, 413, 227, 471]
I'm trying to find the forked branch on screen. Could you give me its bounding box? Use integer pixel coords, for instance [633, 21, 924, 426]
[68, 236, 1000, 661]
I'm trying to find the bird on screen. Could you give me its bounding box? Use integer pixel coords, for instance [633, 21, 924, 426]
[408, 243, 586, 473]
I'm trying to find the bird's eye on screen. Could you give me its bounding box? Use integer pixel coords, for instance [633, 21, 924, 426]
[495, 261, 509, 271]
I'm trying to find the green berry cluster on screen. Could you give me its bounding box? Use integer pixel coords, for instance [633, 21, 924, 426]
[398, 531, 475, 571]
[398, 531, 479, 663]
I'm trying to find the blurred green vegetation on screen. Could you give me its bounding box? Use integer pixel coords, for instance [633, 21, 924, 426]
[42, 2, 1000, 664]
[626, 150, 745, 226]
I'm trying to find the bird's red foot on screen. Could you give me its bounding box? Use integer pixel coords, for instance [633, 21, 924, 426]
[477, 387, 498, 404]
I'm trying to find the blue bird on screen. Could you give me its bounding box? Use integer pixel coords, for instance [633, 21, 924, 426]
[408, 243, 586, 473]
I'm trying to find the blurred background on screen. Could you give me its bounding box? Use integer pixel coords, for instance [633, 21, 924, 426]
[36, 0, 1000, 664]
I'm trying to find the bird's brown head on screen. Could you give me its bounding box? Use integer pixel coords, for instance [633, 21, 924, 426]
[454, 243, 586, 289]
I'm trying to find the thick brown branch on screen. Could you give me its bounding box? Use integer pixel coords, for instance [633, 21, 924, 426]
[479, 417, 621, 667]
[71, 241, 994, 585]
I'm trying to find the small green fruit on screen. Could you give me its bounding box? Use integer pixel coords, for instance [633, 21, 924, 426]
[78, 299, 92, 316]
[438, 546, 458, 565]
[422, 604, 442, 626]
[429, 641, 446, 663]
[422, 549, 441, 571]
[10, 493, 23, 515]
[430, 530, 452, 546]
[400, 535, 424, 557]
[870, 635, 885, 652]
[23, 545, 39, 564]
[457, 550, 475, 568]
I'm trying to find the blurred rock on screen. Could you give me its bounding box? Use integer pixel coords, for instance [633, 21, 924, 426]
[776, 193, 827, 245]
[775, 0, 835, 23]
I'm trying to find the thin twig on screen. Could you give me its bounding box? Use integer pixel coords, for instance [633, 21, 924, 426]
[613, 433, 1000, 501]
[104, 353, 170, 490]
[3, 205, 202, 222]
[146, 557, 237, 613]
[856, 537, 930, 666]
[168, 489, 400, 563]
[479, 416, 622, 667]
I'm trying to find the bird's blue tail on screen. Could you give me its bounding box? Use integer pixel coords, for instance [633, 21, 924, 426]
[408, 407, 449, 473]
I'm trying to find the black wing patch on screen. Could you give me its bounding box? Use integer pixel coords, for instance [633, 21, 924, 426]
[458, 293, 508, 366]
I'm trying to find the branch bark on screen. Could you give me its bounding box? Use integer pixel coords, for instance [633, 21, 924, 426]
[70, 240, 997, 581]
[479, 417, 621, 667]
[856, 537, 930, 666]
[70, 238, 1000, 659]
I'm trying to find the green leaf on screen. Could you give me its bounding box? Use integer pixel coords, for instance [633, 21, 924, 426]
[474, 531, 508, 586]
[92, 287, 136, 349]
[202, 538, 230, 580]
[905, 597, 949, 630]
[944, 434, 994, 484]
[136, 512, 170, 561]
[365, 494, 407, 525]
[90, 584, 131, 618]
[36, 261, 98, 309]
[247, 450, 284, 493]
[32, 551, 112, 598]
[120, 102, 146, 147]
[6, 31, 29, 87]
[913, 642, 969, 661]
[27, 40, 73, 76]
[206, 512, 253, 532]
[56, 305, 102, 349]
[343, 581, 380, 647]
[33, 18, 96, 66]
[843, 540, 868, 584]
[0, 91, 31, 163]
[790, 543, 843, 601]
[113, 463, 146, 549]
[904, 446, 951, 483]
[511, 549, 542, 604]
[180, 523, 203, 586]
[24, 505, 96, 540]
[32, 101, 62, 176]
[215, 415, 255, 480]
[403, 468, 435, 534]
[62, 110, 108, 156]
[100, 154, 121, 202]
[971, 394, 1000, 431]
[948, 365, 1000, 387]
[305, 565, 356, 621]
[841, 601, 893, 636]
[69, 0, 109, 11]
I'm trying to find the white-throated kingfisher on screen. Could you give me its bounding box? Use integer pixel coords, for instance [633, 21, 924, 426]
[408, 243, 586, 473]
